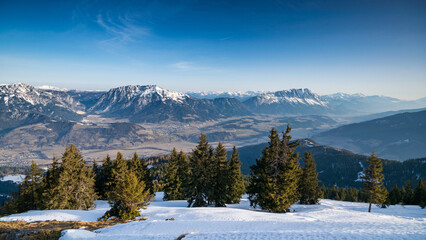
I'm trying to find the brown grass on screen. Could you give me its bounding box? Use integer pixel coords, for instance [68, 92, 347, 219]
[0, 218, 146, 240]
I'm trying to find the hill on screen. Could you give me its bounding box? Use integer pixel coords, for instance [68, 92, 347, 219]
[313, 110, 426, 160]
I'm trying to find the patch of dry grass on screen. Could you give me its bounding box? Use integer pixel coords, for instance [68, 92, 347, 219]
[0, 218, 146, 240]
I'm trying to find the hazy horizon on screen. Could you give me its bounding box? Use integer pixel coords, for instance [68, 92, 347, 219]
[1, 0, 425, 100]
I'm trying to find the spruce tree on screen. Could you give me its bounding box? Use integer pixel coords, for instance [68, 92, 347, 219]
[413, 178, 426, 208]
[163, 148, 183, 201]
[44, 144, 97, 210]
[15, 161, 44, 212]
[404, 180, 414, 205]
[177, 150, 189, 198]
[98, 154, 113, 199]
[107, 152, 129, 200]
[140, 157, 154, 198]
[247, 128, 279, 210]
[361, 152, 388, 212]
[299, 152, 320, 204]
[92, 160, 101, 198]
[211, 142, 229, 207]
[274, 134, 300, 212]
[42, 156, 60, 208]
[248, 125, 300, 213]
[102, 170, 151, 220]
[187, 133, 212, 207]
[128, 152, 154, 198]
[227, 146, 245, 204]
[388, 184, 402, 205]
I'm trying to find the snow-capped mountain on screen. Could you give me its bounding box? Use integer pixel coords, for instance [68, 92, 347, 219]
[89, 85, 188, 114]
[243, 88, 328, 115]
[0, 83, 85, 121]
[187, 91, 264, 101]
[88, 85, 251, 122]
[36, 85, 68, 91]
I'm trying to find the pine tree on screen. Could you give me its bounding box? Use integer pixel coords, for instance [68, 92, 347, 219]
[177, 150, 189, 198]
[163, 148, 183, 201]
[361, 152, 388, 212]
[187, 133, 212, 207]
[299, 152, 320, 204]
[211, 142, 229, 207]
[248, 125, 300, 213]
[93, 160, 101, 198]
[44, 144, 97, 210]
[227, 146, 245, 204]
[413, 178, 426, 208]
[42, 156, 60, 208]
[403, 180, 414, 205]
[128, 152, 154, 198]
[400, 186, 406, 203]
[140, 157, 154, 198]
[274, 132, 301, 212]
[247, 128, 279, 210]
[388, 184, 402, 205]
[107, 152, 129, 200]
[98, 154, 113, 199]
[15, 161, 44, 212]
[102, 170, 151, 220]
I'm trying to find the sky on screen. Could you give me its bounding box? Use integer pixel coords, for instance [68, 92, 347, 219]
[0, 0, 425, 99]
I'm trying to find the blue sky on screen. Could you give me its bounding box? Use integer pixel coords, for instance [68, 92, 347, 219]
[0, 0, 425, 99]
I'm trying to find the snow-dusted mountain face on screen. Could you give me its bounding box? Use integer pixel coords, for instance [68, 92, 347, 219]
[187, 91, 264, 101]
[0, 83, 85, 121]
[88, 85, 251, 122]
[89, 85, 188, 114]
[243, 88, 328, 115]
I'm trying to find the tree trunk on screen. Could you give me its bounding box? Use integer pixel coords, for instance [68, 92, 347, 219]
[368, 201, 372, 212]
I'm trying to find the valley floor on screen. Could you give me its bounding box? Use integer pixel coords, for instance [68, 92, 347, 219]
[1, 193, 425, 240]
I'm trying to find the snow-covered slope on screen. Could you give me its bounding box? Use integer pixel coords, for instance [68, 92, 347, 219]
[60, 194, 426, 239]
[3, 192, 422, 240]
[244, 88, 329, 115]
[0, 200, 110, 222]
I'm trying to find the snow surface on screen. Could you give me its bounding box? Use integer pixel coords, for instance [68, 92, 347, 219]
[0, 174, 25, 184]
[62, 192, 425, 240]
[0, 201, 110, 222]
[1, 192, 424, 239]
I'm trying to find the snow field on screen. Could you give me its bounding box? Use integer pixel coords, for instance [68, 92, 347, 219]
[0, 174, 25, 184]
[0, 200, 110, 222]
[1, 192, 424, 239]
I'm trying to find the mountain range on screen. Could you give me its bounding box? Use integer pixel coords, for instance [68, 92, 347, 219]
[0, 83, 425, 165]
[3, 83, 425, 124]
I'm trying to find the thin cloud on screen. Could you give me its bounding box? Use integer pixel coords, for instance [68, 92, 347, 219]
[172, 61, 194, 70]
[171, 61, 223, 73]
[96, 13, 150, 48]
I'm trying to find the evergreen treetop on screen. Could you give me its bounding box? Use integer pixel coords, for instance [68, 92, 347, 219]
[361, 152, 388, 212]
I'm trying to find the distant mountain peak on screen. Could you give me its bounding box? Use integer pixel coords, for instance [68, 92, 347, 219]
[254, 88, 327, 106]
[36, 85, 68, 91]
[89, 85, 190, 114]
[187, 90, 264, 101]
